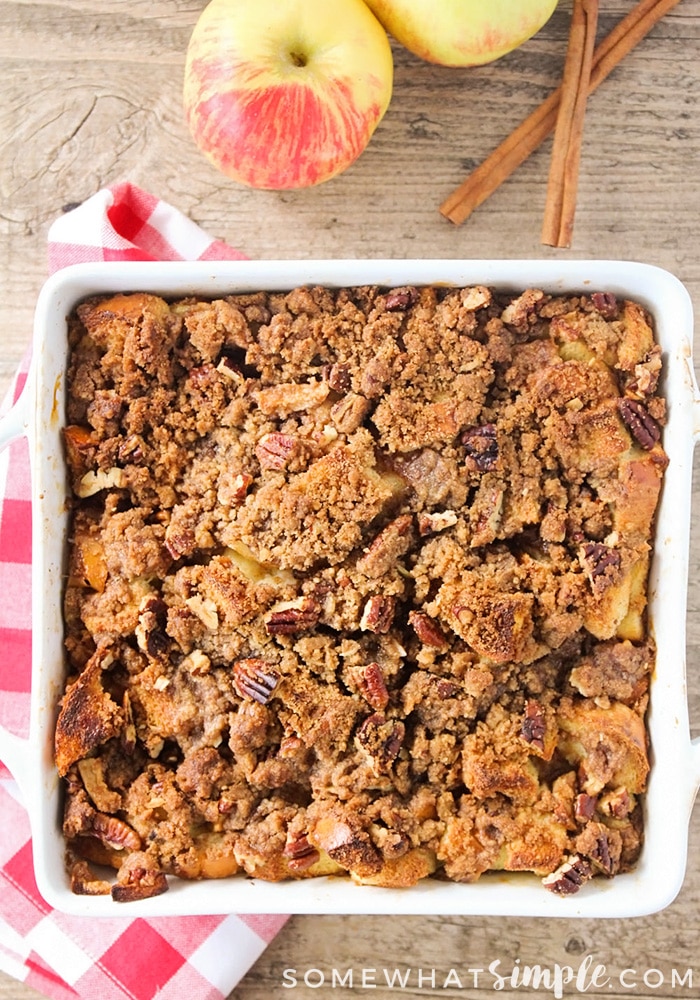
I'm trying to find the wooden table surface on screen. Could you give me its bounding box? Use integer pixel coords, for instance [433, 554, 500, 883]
[2, 2, 699, 998]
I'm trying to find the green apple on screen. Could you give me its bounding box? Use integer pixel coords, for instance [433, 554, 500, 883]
[364, 0, 559, 67]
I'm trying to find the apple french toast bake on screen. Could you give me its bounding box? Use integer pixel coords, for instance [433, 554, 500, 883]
[56, 283, 667, 900]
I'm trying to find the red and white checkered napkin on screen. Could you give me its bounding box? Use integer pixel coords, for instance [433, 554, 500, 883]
[0, 182, 288, 1000]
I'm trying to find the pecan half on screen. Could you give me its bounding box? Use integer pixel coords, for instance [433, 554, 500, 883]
[579, 542, 621, 592]
[618, 398, 661, 450]
[265, 597, 321, 635]
[384, 286, 419, 311]
[409, 611, 448, 648]
[92, 813, 142, 852]
[256, 432, 301, 470]
[354, 662, 389, 711]
[462, 424, 498, 472]
[542, 854, 593, 895]
[283, 833, 320, 872]
[360, 595, 396, 634]
[520, 700, 546, 752]
[356, 713, 405, 773]
[591, 291, 619, 319]
[233, 659, 280, 704]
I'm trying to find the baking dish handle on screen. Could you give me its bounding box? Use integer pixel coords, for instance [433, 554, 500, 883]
[0, 384, 32, 797]
[690, 392, 700, 803]
[0, 380, 31, 451]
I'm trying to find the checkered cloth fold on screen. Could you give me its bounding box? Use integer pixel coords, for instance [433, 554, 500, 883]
[0, 182, 288, 1000]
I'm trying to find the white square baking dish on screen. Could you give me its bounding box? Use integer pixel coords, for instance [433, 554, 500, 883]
[0, 258, 698, 917]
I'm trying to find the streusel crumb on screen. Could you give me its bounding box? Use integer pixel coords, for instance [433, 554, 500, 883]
[56, 284, 666, 899]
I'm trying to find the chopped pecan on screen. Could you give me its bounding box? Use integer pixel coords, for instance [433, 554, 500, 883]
[92, 813, 142, 852]
[576, 821, 622, 876]
[283, 833, 320, 872]
[435, 679, 460, 700]
[357, 514, 414, 579]
[599, 787, 632, 819]
[356, 713, 405, 773]
[360, 595, 396, 634]
[591, 291, 619, 319]
[216, 355, 245, 381]
[417, 509, 458, 536]
[135, 595, 170, 658]
[185, 594, 219, 630]
[520, 700, 546, 752]
[574, 793, 597, 823]
[233, 659, 280, 704]
[579, 542, 621, 591]
[360, 356, 393, 397]
[182, 649, 211, 676]
[323, 362, 352, 393]
[265, 597, 321, 635]
[627, 346, 662, 398]
[501, 289, 545, 328]
[542, 854, 593, 895]
[279, 733, 304, 757]
[219, 471, 253, 505]
[584, 831, 614, 875]
[384, 286, 419, 312]
[76, 466, 126, 498]
[256, 432, 301, 470]
[354, 662, 389, 711]
[408, 611, 448, 648]
[462, 424, 498, 472]
[370, 824, 411, 859]
[618, 397, 661, 450]
[330, 393, 371, 434]
[112, 853, 168, 902]
[118, 433, 146, 464]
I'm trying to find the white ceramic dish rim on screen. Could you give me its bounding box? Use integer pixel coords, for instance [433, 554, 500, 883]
[0, 258, 698, 918]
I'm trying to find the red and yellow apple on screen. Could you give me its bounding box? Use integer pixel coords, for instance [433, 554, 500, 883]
[183, 0, 394, 190]
[363, 0, 559, 67]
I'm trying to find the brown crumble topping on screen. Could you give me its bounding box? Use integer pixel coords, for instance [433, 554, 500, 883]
[56, 283, 666, 897]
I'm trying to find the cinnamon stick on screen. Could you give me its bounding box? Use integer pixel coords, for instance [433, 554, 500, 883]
[440, 0, 683, 226]
[541, 0, 599, 248]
